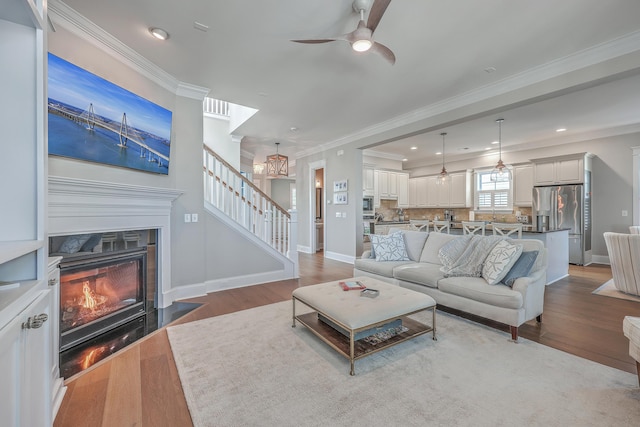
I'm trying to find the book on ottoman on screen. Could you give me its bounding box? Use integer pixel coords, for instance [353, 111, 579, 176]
[318, 313, 402, 341]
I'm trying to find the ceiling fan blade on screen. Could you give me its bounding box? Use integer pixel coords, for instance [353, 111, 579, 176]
[370, 41, 396, 65]
[291, 39, 337, 44]
[367, 0, 391, 33]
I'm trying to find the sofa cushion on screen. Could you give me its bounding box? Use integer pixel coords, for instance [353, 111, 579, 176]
[438, 276, 524, 309]
[353, 258, 413, 278]
[441, 235, 502, 278]
[400, 230, 429, 262]
[371, 232, 410, 261]
[502, 250, 539, 287]
[482, 240, 523, 285]
[393, 263, 444, 289]
[419, 232, 458, 265]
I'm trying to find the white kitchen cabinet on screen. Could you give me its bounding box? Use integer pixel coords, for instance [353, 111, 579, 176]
[513, 164, 534, 206]
[375, 170, 409, 201]
[408, 178, 418, 207]
[397, 173, 409, 207]
[0, 284, 52, 427]
[409, 177, 429, 207]
[532, 154, 592, 185]
[425, 171, 471, 207]
[363, 164, 375, 196]
[373, 170, 380, 208]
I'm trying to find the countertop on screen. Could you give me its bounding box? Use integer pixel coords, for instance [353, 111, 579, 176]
[373, 220, 570, 234]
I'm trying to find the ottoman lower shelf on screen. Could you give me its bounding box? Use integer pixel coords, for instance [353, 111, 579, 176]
[294, 311, 434, 367]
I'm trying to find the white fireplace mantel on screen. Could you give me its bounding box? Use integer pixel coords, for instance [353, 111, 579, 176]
[48, 176, 184, 307]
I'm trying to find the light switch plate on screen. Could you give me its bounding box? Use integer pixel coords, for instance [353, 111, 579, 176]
[192, 213, 199, 222]
[184, 213, 191, 223]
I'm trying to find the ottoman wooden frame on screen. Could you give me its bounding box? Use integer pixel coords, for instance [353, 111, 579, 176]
[292, 277, 437, 375]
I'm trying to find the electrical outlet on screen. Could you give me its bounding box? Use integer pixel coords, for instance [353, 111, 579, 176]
[191, 213, 199, 222]
[342, 212, 347, 218]
[184, 213, 191, 223]
[336, 212, 341, 218]
[622, 210, 628, 217]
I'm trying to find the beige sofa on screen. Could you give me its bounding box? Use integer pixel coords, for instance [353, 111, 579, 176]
[354, 230, 547, 341]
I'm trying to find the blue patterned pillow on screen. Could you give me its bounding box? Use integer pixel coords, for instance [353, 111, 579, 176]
[59, 234, 92, 254]
[371, 232, 410, 262]
[501, 250, 539, 287]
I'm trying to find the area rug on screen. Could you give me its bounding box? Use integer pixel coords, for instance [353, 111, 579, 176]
[167, 301, 640, 427]
[592, 279, 640, 302]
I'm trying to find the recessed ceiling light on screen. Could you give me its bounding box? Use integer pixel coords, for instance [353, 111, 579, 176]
[435, 152, 442, 155]
[491, 140, 499, 144]
[290, 127, 298, 132]
[484, 67, 496, 73]
[149, 27, 169, 40]
[402, 158, 408, 162]
[485, 147, 491, 150]
[410, 146, 417, 150]
[556, 128, 567, 132]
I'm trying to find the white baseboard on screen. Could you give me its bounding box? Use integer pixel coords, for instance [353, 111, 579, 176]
[162, 282, 207, 307]
[298, 244, 313, 254]
[591, 255, 610, 265]
[205, 269, 295, 293]
[324, 251, 355, 264]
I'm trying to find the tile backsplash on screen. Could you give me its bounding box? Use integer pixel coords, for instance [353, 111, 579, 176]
[374, 200, 532, 223]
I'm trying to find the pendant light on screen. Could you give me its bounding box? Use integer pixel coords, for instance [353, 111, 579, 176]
[266, 142, 288, 177]
[436, 132, 450, 185]
[490, 118, 512, 182]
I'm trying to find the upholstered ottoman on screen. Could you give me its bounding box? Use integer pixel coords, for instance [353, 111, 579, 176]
[292, 276, 436, 375]
[623, 316, 640, 386]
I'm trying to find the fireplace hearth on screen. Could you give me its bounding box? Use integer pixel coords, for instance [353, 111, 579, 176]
[59, 249, 147, 352]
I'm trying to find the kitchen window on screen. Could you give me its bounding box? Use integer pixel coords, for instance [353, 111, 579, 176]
[474, 169, 513, 211]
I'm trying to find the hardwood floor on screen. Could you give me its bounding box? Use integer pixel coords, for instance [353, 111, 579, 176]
[54, 253, 640, 426]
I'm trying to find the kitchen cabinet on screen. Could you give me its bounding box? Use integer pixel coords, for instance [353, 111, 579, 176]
[363, 164, 375, 196]
[531, 153, 592, 186]
[0, 1, 52, 424]
[376, 170, 409, 201]
[513, 164, 534, 206]
[425, 171, 471, 207]
[374, 170, 380, 208]
[48, 257, 66, 416]
[408, 177, 429, 208]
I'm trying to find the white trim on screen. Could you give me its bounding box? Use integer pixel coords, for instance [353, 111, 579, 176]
[205, 270, 294, 293]
[297, 244, 313, 254]
[324, 251, 355, 265]
[592, 255, 610, 265]
[49, 0, 209, 100]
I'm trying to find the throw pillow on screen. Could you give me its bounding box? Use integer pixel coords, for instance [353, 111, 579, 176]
[371, 232, 410, 262]
[59, 234, 93, 254]
[501, 250, 539, 287]
[482, 240, 523, 285]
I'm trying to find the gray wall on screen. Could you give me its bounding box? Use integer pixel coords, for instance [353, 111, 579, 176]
[270, 178, 295, 211]
[48, 25, 286, 290]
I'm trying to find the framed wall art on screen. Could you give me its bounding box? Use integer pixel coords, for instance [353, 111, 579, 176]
[333, 179, 348, 192]
[47, 53, 173, 175]
[333, 192, 348, 205]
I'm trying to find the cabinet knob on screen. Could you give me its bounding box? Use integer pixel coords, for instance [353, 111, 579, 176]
[48, 278, 57, 287]
[22, 313, 48, 329]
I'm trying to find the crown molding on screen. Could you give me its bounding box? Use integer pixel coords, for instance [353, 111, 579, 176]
[295, 30, 640, 160]
[49, 0, 209, 99]
[362, 149, 405, 161]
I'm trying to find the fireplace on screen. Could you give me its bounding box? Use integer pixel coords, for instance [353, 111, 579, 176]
[59, 249, 147, 351]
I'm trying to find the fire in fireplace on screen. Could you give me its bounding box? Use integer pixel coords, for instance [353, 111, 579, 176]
[59, 249, 147, 351]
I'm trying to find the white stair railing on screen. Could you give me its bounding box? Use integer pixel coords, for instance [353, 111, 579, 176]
[203, 147, 295, 259]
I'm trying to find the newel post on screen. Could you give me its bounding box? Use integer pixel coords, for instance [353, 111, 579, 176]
[288, 209, 299, 277]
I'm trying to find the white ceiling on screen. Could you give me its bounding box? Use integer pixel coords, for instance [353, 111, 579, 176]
[58, 0, 640, 168]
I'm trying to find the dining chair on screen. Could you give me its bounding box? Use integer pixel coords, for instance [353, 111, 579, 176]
[462, 221, 486, 236]
[432, 220, 450, 234]
[492, 222, 523, 239]
[409, 220, 429, 232]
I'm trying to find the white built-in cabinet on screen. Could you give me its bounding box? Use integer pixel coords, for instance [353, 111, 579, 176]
[408, 176, 430, 207]
[0, 1, 55, 425]
[531, 154, 587, 185]
[513, 164, 534, 206]
[396, 173, 409, 207]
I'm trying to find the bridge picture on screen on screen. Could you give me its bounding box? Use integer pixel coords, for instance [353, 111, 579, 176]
[47, 53, 173, 175]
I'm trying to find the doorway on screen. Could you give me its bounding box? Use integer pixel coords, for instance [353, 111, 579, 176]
[308, 160, 326, 255]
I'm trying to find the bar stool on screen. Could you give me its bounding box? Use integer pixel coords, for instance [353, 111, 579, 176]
[432, 220, 450, 234]
[462, 221, 486, 236]
[409, 220, 429, 232]
[492, 223, 523, 239]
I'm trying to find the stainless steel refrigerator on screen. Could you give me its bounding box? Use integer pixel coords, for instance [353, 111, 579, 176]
[532, 172, 591, 265]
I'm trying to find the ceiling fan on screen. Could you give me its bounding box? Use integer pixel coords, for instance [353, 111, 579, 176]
[292, 0, 396, 65]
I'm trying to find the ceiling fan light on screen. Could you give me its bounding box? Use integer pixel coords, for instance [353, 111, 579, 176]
[352, 39, 372, 52]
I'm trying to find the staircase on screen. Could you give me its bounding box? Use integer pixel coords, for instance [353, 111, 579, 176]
[203, 146, 298, 276]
